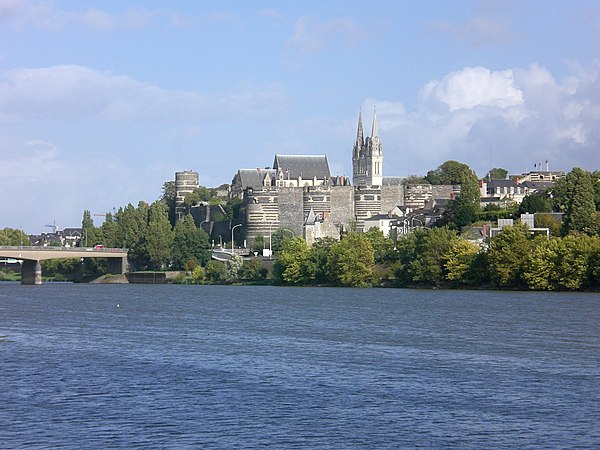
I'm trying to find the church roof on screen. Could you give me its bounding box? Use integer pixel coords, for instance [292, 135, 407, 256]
[273, 154, 331, 180]
[236, 168, 276, 189]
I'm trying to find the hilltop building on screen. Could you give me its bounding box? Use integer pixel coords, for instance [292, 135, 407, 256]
[479, 170, 565, 208]
[237, 110, 456, 247]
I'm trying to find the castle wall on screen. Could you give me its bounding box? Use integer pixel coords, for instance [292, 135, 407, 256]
[381, 184, 404, 213]
[279, 188, 305, 237]
[431, 185, 459, 199]
[404, 184, 433, 209]
[245, 188, 279, 245]
[354, 185, 382, 231]
[303, 186, 331, 222]
[329, 186, 355, 227]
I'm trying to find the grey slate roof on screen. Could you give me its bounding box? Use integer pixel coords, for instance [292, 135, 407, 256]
[520, 181, 555, 190]
[273, 154, 330, 180]
[486, 179, 518, 189]
[236, 168, 276, 189]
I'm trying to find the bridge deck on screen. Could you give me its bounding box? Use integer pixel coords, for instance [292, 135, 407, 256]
[0, 246, 128, 261]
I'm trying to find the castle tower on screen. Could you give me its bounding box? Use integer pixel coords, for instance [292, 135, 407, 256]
[352, 108, 383, 186]
[174, 170, 199, 222]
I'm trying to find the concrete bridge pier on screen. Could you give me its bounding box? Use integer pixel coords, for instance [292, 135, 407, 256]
[107, 256, 128, 275]
[21, 260, 42, 285]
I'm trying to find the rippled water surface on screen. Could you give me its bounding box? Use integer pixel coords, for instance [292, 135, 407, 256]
[1, 284, 599, 448]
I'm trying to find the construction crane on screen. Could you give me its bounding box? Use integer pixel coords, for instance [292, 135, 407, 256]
[45, 220, 58, 233]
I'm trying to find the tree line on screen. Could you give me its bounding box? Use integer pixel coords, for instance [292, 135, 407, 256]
[273, 225, 600, 291]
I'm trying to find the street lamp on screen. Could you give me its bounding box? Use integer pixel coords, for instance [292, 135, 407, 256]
[269, 222, 274, 260]
[231, 224, 242, 254]
[411, 217, 424, 229]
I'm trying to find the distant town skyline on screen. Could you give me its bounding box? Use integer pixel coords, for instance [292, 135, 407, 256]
[1, 1, 600, 233]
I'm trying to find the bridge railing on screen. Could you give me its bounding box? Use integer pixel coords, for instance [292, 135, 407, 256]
[0, 246, 128, 253]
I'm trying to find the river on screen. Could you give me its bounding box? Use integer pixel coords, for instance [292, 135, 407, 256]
[1, 284, 598, 448]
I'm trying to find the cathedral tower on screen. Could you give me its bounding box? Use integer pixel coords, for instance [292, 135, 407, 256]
[352, 108, 383, 186]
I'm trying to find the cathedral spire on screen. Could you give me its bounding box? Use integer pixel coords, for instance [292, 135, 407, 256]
[371, 106, 379, 138]
[356, 110, 364, 146]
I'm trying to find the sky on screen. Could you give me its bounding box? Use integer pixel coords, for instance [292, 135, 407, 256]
[1, 0, 600, 233]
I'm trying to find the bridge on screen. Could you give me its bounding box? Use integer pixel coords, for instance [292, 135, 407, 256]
[211, 248, 250, 262]
[0, 246, 128, 285]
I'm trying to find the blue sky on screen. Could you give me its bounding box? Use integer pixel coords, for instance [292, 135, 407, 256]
[2, 0, 600, 233]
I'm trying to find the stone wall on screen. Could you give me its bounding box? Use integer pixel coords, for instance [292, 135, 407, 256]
[431, 185, 459, 200]
[381, 184, 404, 213]
[279, 188, 305, 237]
[329, 186, 355, 227]
[354, 185, 382, 231]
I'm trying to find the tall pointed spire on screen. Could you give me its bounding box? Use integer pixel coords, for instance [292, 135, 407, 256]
[356, 110, 364, 145]
[371, 106, 378, 138]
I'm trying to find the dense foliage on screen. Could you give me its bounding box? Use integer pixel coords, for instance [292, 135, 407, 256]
[0, 228, 30, 246]
[272, 224, 600, 291]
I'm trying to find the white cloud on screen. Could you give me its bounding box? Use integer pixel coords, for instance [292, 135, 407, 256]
[0, 65, 288, 123]
[421, 66, 523, 111]
[372, 63, 600, 178]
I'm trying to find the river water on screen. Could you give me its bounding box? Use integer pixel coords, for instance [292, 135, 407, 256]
[0, 284, 598, 448]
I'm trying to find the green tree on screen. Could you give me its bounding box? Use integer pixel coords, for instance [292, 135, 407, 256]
[226, 254, 243, 281]
[271, 228, 293, 254]
[305, 236, 337, 284]
[487, 223, 533, 288]
[99, 213, 119, 248]
[407, 227, 457, 286]
[131, 201, 174, 270]
[0, 228, 29, 246]
[224, 197, 243, 221]
[239, 258, 268, 281]
[534, 213, 561, 237]
[524, 234, 600, 290]
[171, 215, 210, 270]
[443, 239, 481, 285]
[190, 266, 205, 284]
[114, 203, 148, 249]
[426, 160, 472, 185]
[205, 260, 227, 283]
[393, 231, 419, 286]
[41, 258, 83, 281]
[161, 181, 178, 227]
[252, 236, 266, 254]
[80, 210, 98, 247]
[487, 167, 508, 180]
[592, 170, 600, 211]
[326, 233, 374, 287]
[363, 227, 397, 263]
[455, 167, 481, 228]
[518, 194, 552, 215]
[274, 237, 310, 284]
[560, 168, 596, 236]
[433, 161, 480, 229]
